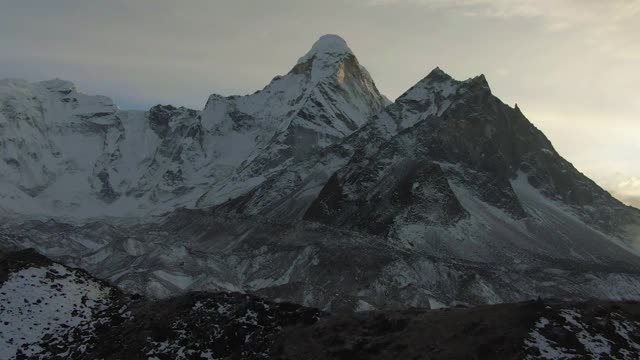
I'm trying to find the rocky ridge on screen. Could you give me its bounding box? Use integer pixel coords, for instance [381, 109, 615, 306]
[2, 249, 640, 360]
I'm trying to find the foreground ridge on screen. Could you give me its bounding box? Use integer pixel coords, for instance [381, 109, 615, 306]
[2, 250, 640, 359]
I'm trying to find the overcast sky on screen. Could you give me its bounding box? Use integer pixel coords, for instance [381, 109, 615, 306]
[0, 0, 638, 207]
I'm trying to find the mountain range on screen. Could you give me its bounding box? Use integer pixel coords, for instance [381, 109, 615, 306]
[1, 34, 640, 314]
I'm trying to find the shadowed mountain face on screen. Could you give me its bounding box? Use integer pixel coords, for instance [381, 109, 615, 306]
[2, 250, 640, 360]
[303, 68, 638, 245]
[1, 35, 640, 314]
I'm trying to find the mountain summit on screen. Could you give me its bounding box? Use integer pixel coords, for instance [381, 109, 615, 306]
[297, 34, 353, 63]
[196, 34, 388, 205]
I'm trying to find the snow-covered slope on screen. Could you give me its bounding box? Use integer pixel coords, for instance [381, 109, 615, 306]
[196, 34, 388, 207]
[0, 78, 127, 217]
[0, 249, 116, 359]
[0, 249, 323, 360]
[0, 35, 387, 219]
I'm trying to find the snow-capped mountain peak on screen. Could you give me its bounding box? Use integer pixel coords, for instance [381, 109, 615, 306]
[291, 34, 371, 88]
[296, 34, 353, 64]
[424, 66, 452, 81]
[398, 68, 461, 101]
[196, 35, 389, 206]
[0, 35, 389, 217]
[402, 67, 490, 98]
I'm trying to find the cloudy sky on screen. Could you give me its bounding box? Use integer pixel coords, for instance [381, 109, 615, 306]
[1, 0, 638, 207]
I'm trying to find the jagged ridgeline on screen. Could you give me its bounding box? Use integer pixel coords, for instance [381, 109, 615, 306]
[1, 35, 640, 312]
[0, 35, 388, 217]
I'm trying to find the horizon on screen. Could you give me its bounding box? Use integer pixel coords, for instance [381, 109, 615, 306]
[0, 0, 638, 208]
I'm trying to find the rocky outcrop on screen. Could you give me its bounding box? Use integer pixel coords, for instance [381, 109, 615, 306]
[2, 250, 640, 360]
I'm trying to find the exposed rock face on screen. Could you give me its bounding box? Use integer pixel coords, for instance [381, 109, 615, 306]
[301, 66, 633, 240]
[305, 160, 469, 235]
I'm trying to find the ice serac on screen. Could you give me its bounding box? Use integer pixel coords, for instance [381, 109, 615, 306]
[196, 34, 388, 207]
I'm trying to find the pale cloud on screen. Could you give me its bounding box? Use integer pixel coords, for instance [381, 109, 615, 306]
[363, 0, 640, 58]
[521, 107, 640, 209]
[365, 0, 640, 23]
[601, 175, 640, 208]
[624, 196, 640, 209]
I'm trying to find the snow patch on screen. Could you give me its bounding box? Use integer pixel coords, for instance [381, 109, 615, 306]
[0, 264, 111, 359]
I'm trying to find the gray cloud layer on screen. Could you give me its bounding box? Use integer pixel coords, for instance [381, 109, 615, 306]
[0, 0, 638, 206]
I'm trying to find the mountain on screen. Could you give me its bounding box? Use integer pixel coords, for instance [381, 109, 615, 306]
[2, 249, 640, 359]
[0, 34, 387, 219]
[196, 34, 388, 207]
[1, 35, 640, 313]
[304, 68, 640, 260]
